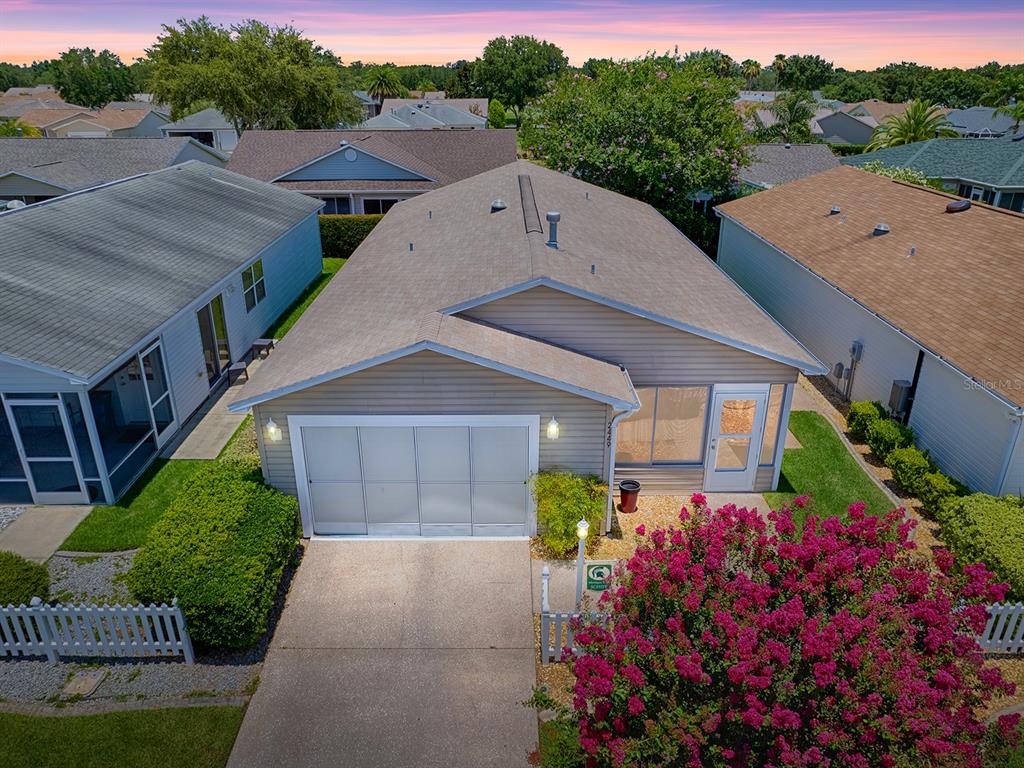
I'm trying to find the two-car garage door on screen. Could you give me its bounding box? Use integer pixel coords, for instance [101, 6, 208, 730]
[291, 416, 539, 537]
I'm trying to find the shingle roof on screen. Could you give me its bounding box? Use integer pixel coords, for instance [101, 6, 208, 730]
[227, 129, 518, 189]
[232, 160, 820, 410]
[0, 137, 222, 191]
[844, 100, 914, 122]
[0, 101, 90, 121]
[0, 161, 322, 380]
[843, 137, 1024, 188]
[741, 144, 841, 188]
[161, 107, 234, 132]
[947, 107, 1017, 136]
[716, 165, 1024, 407]
[381, 98, 488, 117]
[362, 103, 487, 129]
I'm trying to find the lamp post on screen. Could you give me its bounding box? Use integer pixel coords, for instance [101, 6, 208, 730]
[575, 518, 589, 608]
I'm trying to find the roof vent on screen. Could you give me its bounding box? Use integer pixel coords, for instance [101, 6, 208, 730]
[829, 205, 841, 215]
[784, 143, 792, 149]
[546, 212, 561, 248]
[339, 139, 349, 147]
[490, 199, 507, 213]
[945, 199, 971, 213]
[872, 223, 890, 236]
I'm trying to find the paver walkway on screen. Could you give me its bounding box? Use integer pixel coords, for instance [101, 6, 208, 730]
[0, 506, 92, 562]
[227, 539, 537, 768]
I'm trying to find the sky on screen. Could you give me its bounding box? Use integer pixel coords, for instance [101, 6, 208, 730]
[1, 0, 1022, 69]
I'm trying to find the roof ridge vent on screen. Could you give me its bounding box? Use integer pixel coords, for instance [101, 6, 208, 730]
[519, 174, 542, 234]
[872, 223, 890, 236]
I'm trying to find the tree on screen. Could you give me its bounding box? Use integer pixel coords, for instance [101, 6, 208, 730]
[148, 18, 361, 133]
[995, 101, 1024, 133]
[868, 99, 958, 149]
[740, 59, 761, 89]
[444, 61, 476, 98]
[919, 68, 989, 109]
[681, 49, 737, 79]
[555, 495, 1020, 767]
[51, 48, 135, 108]
[475, 35, 567, 126]
[762, 90, 817, 143]
[821, 73, 882, 102]
[771, 53, 787, 83]
[487, 99, 507, 128]
[874, 61, 929, 102]
[778, 54, 834, 90]
[414, 79, 437, 92]
[364, 66, 405, 101]
[0, 119, 42, 137]
[981, 68, 1024, 107]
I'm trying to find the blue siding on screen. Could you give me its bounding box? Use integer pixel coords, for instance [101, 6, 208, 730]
[280, 147, 429, 182]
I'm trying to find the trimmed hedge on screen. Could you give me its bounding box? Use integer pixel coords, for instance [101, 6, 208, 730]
[319, 214, 383, 259]
[126, 461, 299, 649]
[918, 471, 963, 514]
[0, 550, 49, 606]
[937, 494, 1024, 600]
[827, 143, 869, 157]
[885, 446, 932, 493]
[533, 471, 607, 557]
[865, 418, 914, 462]
[847, 400, 887, 441]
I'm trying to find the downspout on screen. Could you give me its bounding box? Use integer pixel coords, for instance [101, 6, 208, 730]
[604, 408, 634, 535]
[996, 409, 1024, 496]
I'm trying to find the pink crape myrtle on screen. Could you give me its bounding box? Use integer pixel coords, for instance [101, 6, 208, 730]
[570, 495, 1019, 767]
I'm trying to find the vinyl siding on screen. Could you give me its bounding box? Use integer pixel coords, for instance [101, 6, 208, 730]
[0, 174, 65, 198]
[254, 350, 611, 497]
[161, 308, 211, 423]
[0, 359, 77, 391]
[461, 286, 798, 386]
[48, 119, 109, 137]
[1000, 422, 1024, 497]
[113, 111, 170, 138]
[173, 142, 227, 167]
[280, 147, 429, 182]
[215, 130, 238, 153]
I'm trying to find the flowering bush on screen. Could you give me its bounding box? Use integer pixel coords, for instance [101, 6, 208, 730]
[568, 495, 1018, 767]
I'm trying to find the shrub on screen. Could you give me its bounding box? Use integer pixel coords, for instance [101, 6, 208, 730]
[885, 445, 932, 493]
[865, 417, 914, 461]
[126, 462, 299, 649]
[533, 471, 606, 557]
[566, 495, 1019, 767]
[917, 471, 964, 514]
[938, 493, 1024, 601]
[847, 400, 887, 441]
[0, 550, 49, 606]
[318, 214, 383, 259]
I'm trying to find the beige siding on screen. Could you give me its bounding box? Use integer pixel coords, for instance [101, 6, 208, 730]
[461, 285, 798, 386]
[256, 350, 611, 496]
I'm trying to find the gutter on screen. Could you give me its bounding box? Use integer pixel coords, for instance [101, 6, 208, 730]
[604, 365, 642, 534]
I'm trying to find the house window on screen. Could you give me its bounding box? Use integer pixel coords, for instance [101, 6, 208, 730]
[758, 384, 786, 466]
[242, 260, 266, 312]
[997, 192, 1024, 213]
[616, 387, 709, 464]
[319, 197, 352, 215]
[362, 199, 399, 215]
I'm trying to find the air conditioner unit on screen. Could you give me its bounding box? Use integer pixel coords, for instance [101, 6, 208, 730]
[889, 380, 912, 415]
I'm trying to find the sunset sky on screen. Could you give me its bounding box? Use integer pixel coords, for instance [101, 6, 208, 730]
[1, 0, 1021, 69]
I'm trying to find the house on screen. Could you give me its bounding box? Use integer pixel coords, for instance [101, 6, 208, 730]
[2, 85, 60, 98]
[0, 161, 323, 506]
[38, 104, 171, 138]
[0, 136, 226, 205]
[715, 165, 1024, 496]
[844, 100, 913, 123]
[749, 106, 841, 141]
[815, 110, 877, 145]
[227, 160, 824, 538]
[160, 108, 239, 154]
[947, 106, 1017, 138]
[352, 91, 379, 120]
[843, 136, 1024, 212]
[361, 102, 488, 130]
[740, 143, 840, 189]
[380, 97, 488, 119]
[227, 129, 518, 215]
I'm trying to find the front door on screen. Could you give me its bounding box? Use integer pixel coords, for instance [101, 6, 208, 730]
[703, 386, 769, 492]
[5, 399, 88, 504]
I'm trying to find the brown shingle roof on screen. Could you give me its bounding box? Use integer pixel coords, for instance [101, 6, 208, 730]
[844, 100, 913, 121]
[42, 105, 169, 131]
[716, 165, 1024, 407]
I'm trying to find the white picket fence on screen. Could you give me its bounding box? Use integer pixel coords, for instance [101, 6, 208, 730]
[539, 566, 605, 664]
[0, 597, 194, 664]
[978, 603, 1024, 653]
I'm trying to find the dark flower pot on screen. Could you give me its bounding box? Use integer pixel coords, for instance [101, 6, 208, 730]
[618, 480, 641, 513]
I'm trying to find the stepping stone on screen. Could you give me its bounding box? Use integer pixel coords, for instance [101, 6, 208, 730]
[62, 669, 107, 698]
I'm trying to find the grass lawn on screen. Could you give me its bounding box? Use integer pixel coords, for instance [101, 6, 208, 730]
[60, 459, 209, 552]
[0, 706, 245, 768]
[263, 257, 345, 340]
[763, 411, 894, 525]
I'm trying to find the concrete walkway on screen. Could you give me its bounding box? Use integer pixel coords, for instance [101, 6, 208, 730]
[228, 539, 537, 768]
[0, 506, 92, 562]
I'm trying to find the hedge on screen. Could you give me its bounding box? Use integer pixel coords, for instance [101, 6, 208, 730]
[865, 418, 914, 462]
[319, 214, 383, 259]
[0, 550, 49, 606]
[937, 494, 1024, 600]
[533, 471, 607, 557]
[126, 461, 299, 649]
[827, 143, 869, 157]
[885, 446, 932, 494]
[847, 400, 887, 441]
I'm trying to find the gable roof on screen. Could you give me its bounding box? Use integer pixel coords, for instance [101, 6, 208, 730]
[716, 165, 1024, 408]
[0, 101, 90, 121]
[381, 97, 488, 117]
[947, 107, 1017, 136]
[161, 107, 234, 132]
[741, 143, 841, 188]
[362, 102, 487, 130]
[843, 137, 1024, 188]
[231, 160, 821, 411]
[43, 105, 170, 132]
[227, 129, 517, 192]
[0, 137, 225, 192]
[0, 161, 322, 381]
[844, 100, 914, 122]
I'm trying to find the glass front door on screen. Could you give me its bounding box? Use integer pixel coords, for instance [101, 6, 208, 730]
[703, 386, 769, 492]
[6, 400, 88, 504]
[197, 295, 231, 385]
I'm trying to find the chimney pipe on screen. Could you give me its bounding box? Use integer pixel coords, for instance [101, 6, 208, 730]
[546, 211, 561, 248]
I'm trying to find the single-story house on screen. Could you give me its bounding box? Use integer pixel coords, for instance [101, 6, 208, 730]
[0, 98, 87, 122]
[750, 106, 836, 139]
[843, 136, 1024, 212]
[160, 108, 239, 154]
[380, 97, 488, 118]
[228, 160, 823, 538]
[0, 161, 323, 506]
[816, 110, 877, 145]
[352, 91, 379, 120]
[715, 165, 1024, 496]
[361, 102, 488, 130]
[227, 129, 518, 215]
[740, 143, 841, 189]
[37, 104, 171, 138]
[947, 106, 1017, 138]
[844, 100, 913, 123]
[0, 136, 226, 204]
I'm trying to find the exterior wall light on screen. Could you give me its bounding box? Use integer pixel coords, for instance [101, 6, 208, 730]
[546, 416, 560, 440]
[575, 518, 590, 607]
[576, 518, 590, 540]
[265, 418, 282, 442]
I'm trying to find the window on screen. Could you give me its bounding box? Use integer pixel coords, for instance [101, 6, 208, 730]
[615, 387, 710, 464]
[319, 197, 351, 215]
[998, 192, 1024, 213]
[758, 384, 786, 465]
[362, 199, 399, 215]
[242, 260, 266, 312]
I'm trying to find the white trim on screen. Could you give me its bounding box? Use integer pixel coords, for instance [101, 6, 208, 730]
[272, 143, 436, 184]
[288, 414, 540, 538]
[772, 383, 795, 489]
[703, 384, 770, 492]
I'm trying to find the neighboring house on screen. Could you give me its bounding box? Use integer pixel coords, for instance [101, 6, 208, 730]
[750, 106, 836, 140]
[352, 91, 379, 120]
[161, 108, 239, 154]
[227, 129, 518, 215]
[0, 161, 323, 506]
[716, 166, 1024, 496]
[0, 100, 88, 122]
[227, 160, 823, 538]
[844, 100, 913, 123]
[946, 106, 1017, 138]
[0, 136, 226, 204]
[2, 85, 60, 98]
[843, 136, 1024, 212]
[737, 91, 779, 103]
[381, 97, 488, 119]
[740, 143, 841, 190]
[39, 104, 171, 138]
[816, 110, 877, 145]
[361, 102, 488, 130]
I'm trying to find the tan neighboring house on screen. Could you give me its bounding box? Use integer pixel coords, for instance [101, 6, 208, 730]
[38, 103, 171, 138]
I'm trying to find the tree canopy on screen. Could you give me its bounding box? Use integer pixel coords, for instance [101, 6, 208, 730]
[474, 35, 567, 125]
[363, 66, 405, 101]
[51, 48, 134, 108]
[759, 90, 817, 143]
[867, 99, 958, 150]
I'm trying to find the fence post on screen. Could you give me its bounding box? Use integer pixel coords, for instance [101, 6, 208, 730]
[174, 600, 195, 665]
[30, 597, 57, 663]
[541, 566, 550, 613]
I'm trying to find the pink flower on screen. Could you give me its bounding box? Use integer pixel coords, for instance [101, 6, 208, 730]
[627, 695, 645, 715]
[634, 524, 645, 536]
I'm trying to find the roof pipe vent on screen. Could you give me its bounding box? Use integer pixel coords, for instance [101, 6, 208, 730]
[490, 199, 507, 213]
[546, 211, 561, 249]
[829, 205, 841, 216]
[872, 223, 890, 236]
[945, 199, 971, 213]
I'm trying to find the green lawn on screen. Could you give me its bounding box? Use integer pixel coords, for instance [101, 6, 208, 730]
[763, 410, 895, 525]
[60, 459, 209, 552]
[263, 257, 345, 340]
[0, 706, 245, 768]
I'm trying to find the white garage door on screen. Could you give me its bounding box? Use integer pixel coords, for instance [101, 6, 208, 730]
[290, 415, 539, 537]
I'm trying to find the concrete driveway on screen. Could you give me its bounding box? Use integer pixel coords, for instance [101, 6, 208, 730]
[228, 539, 537, 768]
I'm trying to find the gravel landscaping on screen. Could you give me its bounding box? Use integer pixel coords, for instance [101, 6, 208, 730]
[48, 551, 133, 605]
[0, 506, 25, 533]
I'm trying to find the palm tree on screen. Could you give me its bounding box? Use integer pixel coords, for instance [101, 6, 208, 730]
[0, 119, 42, 137]
[772, 54, 787, 87]
[867, 100, 957, 150]
[994, 100, 1024, 133]
[766, 91, 816, 143]
[364, 67, 404, 102]
[741, 59, 762, 89]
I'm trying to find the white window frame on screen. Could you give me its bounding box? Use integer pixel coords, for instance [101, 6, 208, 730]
[242, 260, 266, 313]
